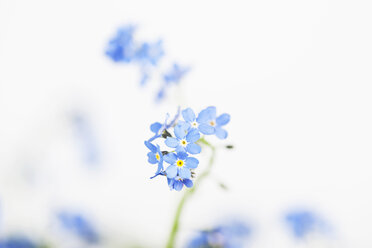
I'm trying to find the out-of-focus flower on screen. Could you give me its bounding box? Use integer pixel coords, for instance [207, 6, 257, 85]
[167, 176, 193, 191]
[0, 236, 37, 248]
[186, 220, 251, 248]
[164, 124, 201, 154]
[145, 141, 164, 174]
[135, 41, 164, 66]
[285, 210, 327, 239]
[197, 106, 230, 139]
[163, 151, 199, 179]
[105, 25, 136, 63]
[57, 212, 99, 244]
[163, 63, 190, 85]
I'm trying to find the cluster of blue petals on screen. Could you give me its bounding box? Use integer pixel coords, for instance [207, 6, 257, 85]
[186, 221, 251, 248]
[57, 212, 99, 244]
[145, 107, 230, 191]
[106, 25, 189, 101]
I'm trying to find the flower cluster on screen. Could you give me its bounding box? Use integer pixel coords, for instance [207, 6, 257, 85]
[145, 107, 230, 191]
[105, 25, 190, 101]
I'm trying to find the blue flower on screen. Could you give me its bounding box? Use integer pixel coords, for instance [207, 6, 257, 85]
[135, 40, 164, 66]
[167, 176, 193, 191]
[145, 141, 163, 174]
[163, 63, 190, 84]
[0, 237, 37, 248]
[285, 210, 327, 239]
[181, 108, 215, 135]
[105, 26, 135, 63]
[187, 220, 251, 248]
[163, 152, 199, 179]
[57, 212, 99, 244]
[197, 106, 230, 139]
[165, 123, 201, 154]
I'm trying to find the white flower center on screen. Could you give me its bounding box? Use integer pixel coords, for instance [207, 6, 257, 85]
[209, 120, 216, 127]
[191, 121, 198, 128]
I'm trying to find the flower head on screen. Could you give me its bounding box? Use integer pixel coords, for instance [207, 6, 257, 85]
[163, 151, 199, 179]
[163, 63, 190, 85]
[285, 210, 328, 239]
[164, 123, 201, 154]
[197, 106, 231, 139]
[145, 141, 163, 174]
[135, 40, 164, 66]
[167, 176, 193, 191]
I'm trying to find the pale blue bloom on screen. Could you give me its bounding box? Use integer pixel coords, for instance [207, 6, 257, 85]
[197, 106, 230, 139]
[163, 63, 190, 85]
[167, 176, 193, 191]
[163, 151, 199, 179]
[145, 141, 163, 174]
[57, 212, 99, 244]
[285, 210, 328, 239]
[105, 25, 135, 63]
[165, 123, 201, 154]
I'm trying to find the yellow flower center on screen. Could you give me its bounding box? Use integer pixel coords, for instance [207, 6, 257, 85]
[176, 159, 184, 167]
[180, 139, 187, 147]
[209, 120, 216, 126]
[155, 153, 160, 160]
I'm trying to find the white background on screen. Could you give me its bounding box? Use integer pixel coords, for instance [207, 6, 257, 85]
[0, 0, 371, 247]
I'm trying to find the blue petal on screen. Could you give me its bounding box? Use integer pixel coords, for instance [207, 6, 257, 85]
[186, 129, 200, 143]
[198, 123, 215, 135]
[176, 146, 187, 153]
[183, 179, 193, 188]
[216, 113, 230, 126]
[163, 153, 177, 164]
[186, 143, 201, 154]
[174, 124, 187, 139]
[150, 122, 162, 133]
[185, 157, 199, 169]
[165, 137, 179, 148]
[177, 151, 188, 160]
[173, 180, 184, 191]
[197, 106, 216, 123]
[144, 141, 157, 152]
[182, 108, 196, 123]
[215, 127, 228, 139]
[179, 167, 191, 179]
[156, 161, 163, 174]
[178, 120, 191, 131]
[166, 165, 177, 178]
[147, 152, 158, 164]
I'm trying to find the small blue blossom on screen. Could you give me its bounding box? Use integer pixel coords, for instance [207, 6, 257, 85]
[163, 151, 199, 179]
[57, 212, 99, 244]
[145, 141, 163, 174]
[167, 176, 193, 191]
[0, 237, 37, 248]
[165, 124, 201, 154]
[105, 25, 135, 63]
[181, 108, 215, 135]
[197, 106, 230, 139]
[163, 63, 190, 85]
[187, 221, 251, 248]
[285, 210, 327, 239]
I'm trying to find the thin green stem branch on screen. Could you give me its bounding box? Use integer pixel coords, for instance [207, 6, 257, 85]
[165, 137, 216, 248]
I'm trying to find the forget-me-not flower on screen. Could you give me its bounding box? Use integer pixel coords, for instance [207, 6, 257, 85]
[135, 41, 164, 66]
[163, 151, 199, 179]
[181, 108, 215, 135]
[165, 123, 201, 154]
[197, 106, 230, 139]
[163, 63, 190, 84]
[145, 141, 163, 174]
[167, 176, 193, 191]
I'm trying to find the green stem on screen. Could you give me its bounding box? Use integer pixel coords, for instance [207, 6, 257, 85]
[165, 137, 216, 248]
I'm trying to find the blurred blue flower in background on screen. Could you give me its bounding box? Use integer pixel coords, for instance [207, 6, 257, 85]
[57, 212, 99, 244]
[71, 113, 101, 166]
[186, 220, 251, 248]
[163, 63, 190, 85]
[285, 210, 328, 239]
[135, 41, 164, 66]
[105, 25, 136, 63]
[0, 236, 37, 248]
